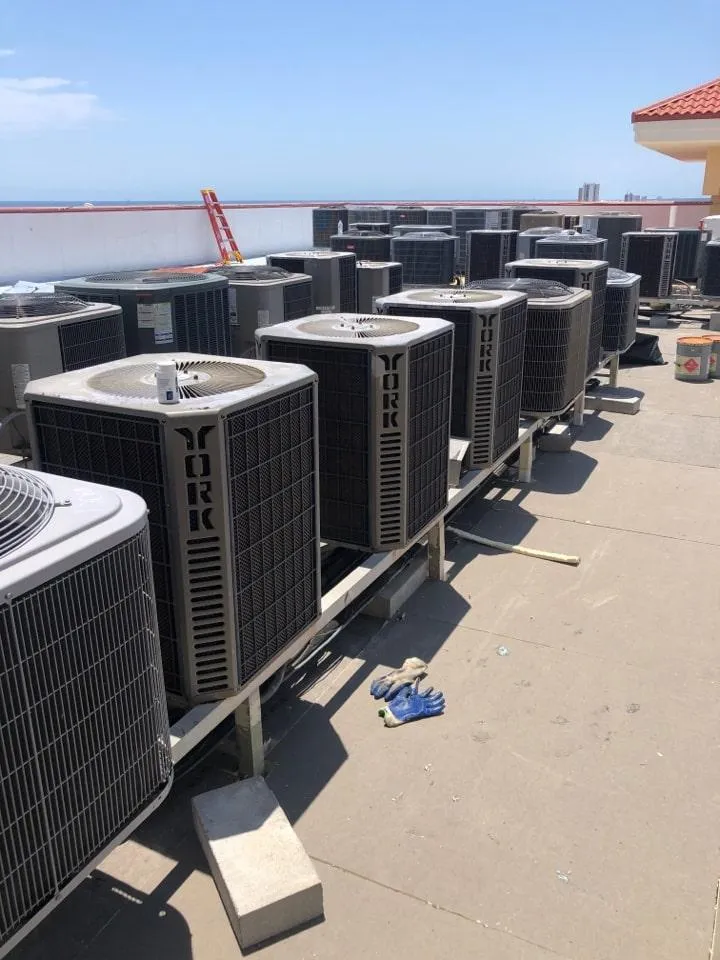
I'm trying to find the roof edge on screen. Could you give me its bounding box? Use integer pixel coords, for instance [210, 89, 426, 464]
[632, 76, 720, 123]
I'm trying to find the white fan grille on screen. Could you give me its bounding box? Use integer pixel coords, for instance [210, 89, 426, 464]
[296, 315, 418, 339]
[86, 359, 265, 399]
[0, 293, 87, 320]
[405, 290, 502, 305]
[0, 467, 55, 561]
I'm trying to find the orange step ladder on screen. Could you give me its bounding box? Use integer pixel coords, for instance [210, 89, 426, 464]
[200, 188, 244, 263]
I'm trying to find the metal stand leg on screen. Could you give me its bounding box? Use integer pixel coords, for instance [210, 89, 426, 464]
[608, 353, 620, 388]
[235, 689, 264, 778]
[572, 392, 585, 427]
[428, 519, 446, 582]
[518, 434, 534, 483]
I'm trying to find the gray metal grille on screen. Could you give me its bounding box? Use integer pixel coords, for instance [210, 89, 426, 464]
[213, 266, 290, 281]
[64, 292, 119, 307]
[388, 264, 403, 294]
[426, 208, 453, 226]
[87, 271, 209, 284]
[338, 255, 358, 312]
[225, 386, 320, 683]
[270, 255, 357, 314]
[312, 207, 349, 247]
[585, 265, 608, 372]
[57, 313, 127, 372]
[173, 288, 230, 355]
[352, 222, 392, 234]
[0, 530, 171, 950]
[266, 256, 306, 274]
[620, 232, 677, 298]
[521, 300, 591, 416]
[348, 208, 389, 224]
[394, 224, 454, 236]
[382, 299, 526, 468]
[282, 280, 313, 321]
[646, 227, 707, 282]
[390, 235, 455, 285]
[406, 331, 453, 538]
[491, 300, 527, 461]
[517, 227, 564, 259]
[59, 285, 230, 357]
[29, 404, 182, 696]
[535, 235, 608, 260]
[519, 212, 564, 231]
[699, 242, 720, 296]
[260, 324, 451, 550]
[583, 215, 642, 267]
[508, 262, 607, 374]
[379, 301, 471, 438]
[331, 232, 392, 262]
[508, 208, 535, 231]
[260, 341, 370, 546]
[356, 264, 404, 314]
[603, 272, 639, 353]
[466, 231, 518, 281]
[387, 207, 427, 228]
[451, 210, 491, 268]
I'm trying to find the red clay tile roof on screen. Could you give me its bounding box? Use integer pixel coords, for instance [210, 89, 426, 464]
[632, 77, 720, 123]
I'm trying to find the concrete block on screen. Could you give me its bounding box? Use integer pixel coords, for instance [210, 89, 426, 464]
[365, 554, 429, 620]
[0, 452, 25, 467]
[709, 311, 720, 332]
[649, 314, 670, 328]
[584, 387, 642, 415]
[192, 778, 323, 949]
[537, 423, 574, 452]
[448, 437, 470, 488]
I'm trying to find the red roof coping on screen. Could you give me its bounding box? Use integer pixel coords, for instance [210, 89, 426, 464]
[632, 77, 720, 122]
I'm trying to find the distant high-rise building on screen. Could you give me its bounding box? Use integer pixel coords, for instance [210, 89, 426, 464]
[624, 192, 648, 201]
[578, 182, 600, 202]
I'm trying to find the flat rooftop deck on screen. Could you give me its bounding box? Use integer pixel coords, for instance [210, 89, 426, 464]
[12, 325, 720, 960]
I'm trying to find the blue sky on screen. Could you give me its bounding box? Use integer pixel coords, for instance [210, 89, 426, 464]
[0, 0, 718, 201]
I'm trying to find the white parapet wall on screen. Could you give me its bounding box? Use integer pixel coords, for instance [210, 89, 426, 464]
[0, 204, 314, 284]
[0, 199, 710, 285]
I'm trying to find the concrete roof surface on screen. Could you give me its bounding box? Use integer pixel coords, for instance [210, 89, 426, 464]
[11, 324, 720, 960]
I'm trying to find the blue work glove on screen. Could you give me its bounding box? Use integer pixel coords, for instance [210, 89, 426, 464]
[369, 657, 428, 701]
[377, 682, 445, 727]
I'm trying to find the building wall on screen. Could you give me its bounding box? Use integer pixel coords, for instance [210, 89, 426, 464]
[0, 205, 313, 284]
[546, 201, 708, 228]
[0, 200, 709, 284]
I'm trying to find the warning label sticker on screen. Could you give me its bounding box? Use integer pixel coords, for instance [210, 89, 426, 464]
[137, 302, 174, 345]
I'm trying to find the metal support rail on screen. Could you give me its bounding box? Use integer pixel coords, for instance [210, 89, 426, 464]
[594, 352, 620, 388]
